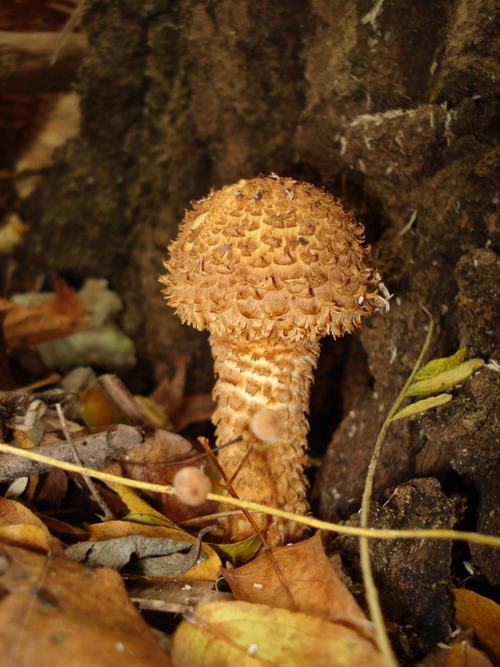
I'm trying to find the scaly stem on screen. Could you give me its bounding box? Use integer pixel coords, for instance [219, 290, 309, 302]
[210, 334, 320, 544]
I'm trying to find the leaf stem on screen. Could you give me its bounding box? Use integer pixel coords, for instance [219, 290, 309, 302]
[358, 315, 434, 666]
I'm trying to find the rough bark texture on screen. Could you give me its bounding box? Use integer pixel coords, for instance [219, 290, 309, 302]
[10, 0, 499, 659]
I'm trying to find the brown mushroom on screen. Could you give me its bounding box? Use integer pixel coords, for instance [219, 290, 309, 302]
[161, 175, 382, 545]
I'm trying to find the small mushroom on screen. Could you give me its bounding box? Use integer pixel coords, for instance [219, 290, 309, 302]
[161, 175, 381, 544]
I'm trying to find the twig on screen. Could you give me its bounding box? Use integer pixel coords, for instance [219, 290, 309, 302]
[0, 424, 143, 482]
[55, 403, 114, 520]
[358, 314, 434, 666]
[1, 442, 499, 548]
[122, 436, 243, 467]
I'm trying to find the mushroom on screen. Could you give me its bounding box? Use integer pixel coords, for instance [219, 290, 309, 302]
[161, 175, 381, 545]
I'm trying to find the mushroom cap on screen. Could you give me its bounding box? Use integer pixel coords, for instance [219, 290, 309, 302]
[161, 175, 380, 342]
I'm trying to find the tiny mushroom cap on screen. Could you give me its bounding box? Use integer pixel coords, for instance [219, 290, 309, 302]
[161, 175, 380, 342]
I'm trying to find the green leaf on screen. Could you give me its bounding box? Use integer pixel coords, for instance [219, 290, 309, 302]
[406, 359, 484, 396]
[209, 534, 261, 563]
[392, 393, 452, 421]
[414, 347, 467, 381]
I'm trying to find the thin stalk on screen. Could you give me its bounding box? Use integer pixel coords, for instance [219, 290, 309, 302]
[1, 440, 499, 547]
[359, 316, 434, 666]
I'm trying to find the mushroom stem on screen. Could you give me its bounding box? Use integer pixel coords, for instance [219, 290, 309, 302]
[210, 334, 320, 545]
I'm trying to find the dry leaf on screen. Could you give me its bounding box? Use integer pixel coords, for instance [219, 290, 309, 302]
[66, 531, 200, 578]
[173, 393, 215, 431]
[87, 486, 221, 581]
[452, 588, 500, 663]
[0, 497, 64, 554]
[171, 600, 383, 667]
[0, 543, 172, 666]
[443, 642, 494, 667]
[116, 429, 216, 523]
[0, 281, 87, 349]
[129, 579, 233, 615]
[223, 532, 369, 628]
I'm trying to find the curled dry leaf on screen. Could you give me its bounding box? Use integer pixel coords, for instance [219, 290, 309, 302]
[68, 520, 219, 581]
[0, 280, 87, 349]
[172, 392, 215, 432]
[66, 532, 202, 578]
[171, 600, 383, 667]
[0, 543, 172, 666]
[223, 532, 369, 629]
[115, 429, 216, 523]
[0, 497, 64, 554]
[102, 486, 221, 582]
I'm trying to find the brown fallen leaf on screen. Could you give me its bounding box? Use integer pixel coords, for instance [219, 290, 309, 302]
[421, 635, 494, 667]
[111, 429, 216, 523]
[173, 392, 215, 431]
[443, 641, 493, 667]
[0, 496, 64, 554]
[0, 542, 172, 666]
[452, 588, 500, 664]
[223, 532, 369, 630]
[129, 579, 233, 615]
[0, 280, 87, 349]
[171, 600, 383, 667]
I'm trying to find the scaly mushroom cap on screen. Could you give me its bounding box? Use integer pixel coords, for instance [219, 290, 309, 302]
[161, 175, 380, 342]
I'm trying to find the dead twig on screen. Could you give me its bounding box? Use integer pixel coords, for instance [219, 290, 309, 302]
[55, 403, 114, 520]
[0, 424, 143, 482]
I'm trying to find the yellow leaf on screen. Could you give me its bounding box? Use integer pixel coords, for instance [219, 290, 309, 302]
[133, 395, 169, 428]
[171, 601, 384, 667]
[415, 347, 468, 381]
[392, 393, 452, 421]
[452, 589, 500, 664]
[114, 482, 179, 527]
[0, 497, 63, 553]
[0, 213, 27, 254]
[0, 524, 54, 553]
[80, 385, 125, 427]
[407, 359, 484, 396]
